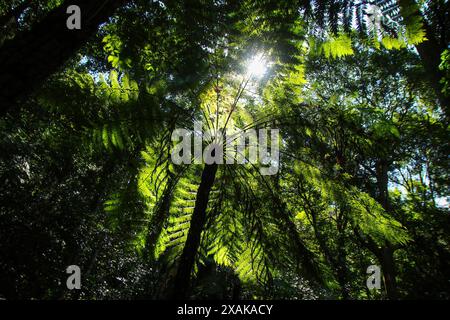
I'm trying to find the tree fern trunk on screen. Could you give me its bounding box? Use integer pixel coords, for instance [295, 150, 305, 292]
[171, 163, 218, 299]
[0, 0, 130, 117]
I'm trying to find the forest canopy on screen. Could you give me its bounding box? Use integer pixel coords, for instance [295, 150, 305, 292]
[0, 0, 449, 300]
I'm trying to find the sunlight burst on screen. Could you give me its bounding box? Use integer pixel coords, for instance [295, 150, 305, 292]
[246, 53, 268, 78]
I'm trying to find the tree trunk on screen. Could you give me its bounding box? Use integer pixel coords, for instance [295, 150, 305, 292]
[171, 163, 218, 299]
[310, 208, 349, 299]
[144, 171, 176, 260]
[379, 245, 398, 300]
[398, 0, 450, 121]
[375, 159, 399, 300]
[231, 277, 242, 300]
[0, 0, 131, 117]
[336, 225, 350, 300]
[272, 178, 321, 284]
[376, 160, 390, 211]
[266, 193, 321, 285]
[415, 29, 450, 121]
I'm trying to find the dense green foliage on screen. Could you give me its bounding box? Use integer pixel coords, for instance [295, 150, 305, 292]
[0, 0, 448, 300]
